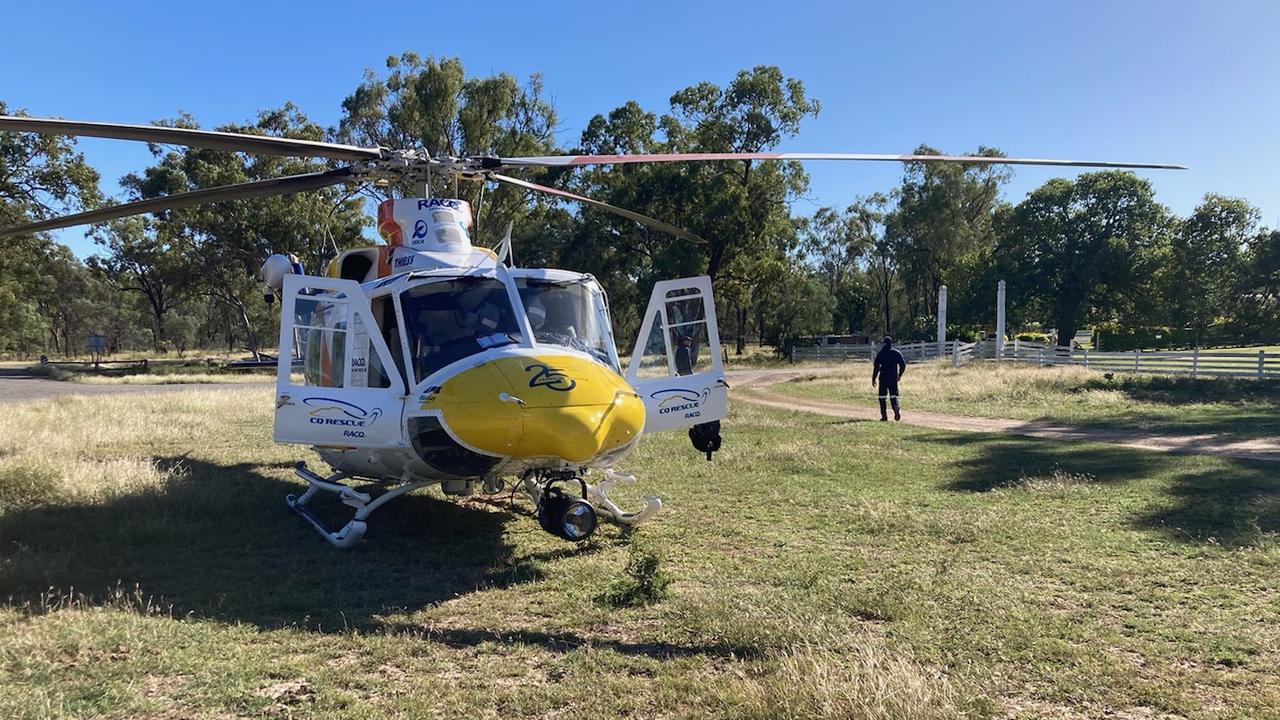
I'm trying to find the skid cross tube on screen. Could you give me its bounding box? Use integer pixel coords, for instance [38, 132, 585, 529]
[287, 462, 430, 549]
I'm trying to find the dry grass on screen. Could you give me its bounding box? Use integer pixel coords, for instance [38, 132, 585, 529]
[778, 361, 1280, 439]
[1, 390, 1278, 717]
[739, 635, 966, 720]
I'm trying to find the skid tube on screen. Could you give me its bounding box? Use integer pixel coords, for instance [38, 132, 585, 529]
[286, 462, 429, 549]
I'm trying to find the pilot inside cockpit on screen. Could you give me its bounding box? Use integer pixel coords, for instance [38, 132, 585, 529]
[400, 278, 520, 381]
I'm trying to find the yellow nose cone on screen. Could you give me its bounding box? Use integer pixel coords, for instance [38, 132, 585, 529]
[420, 354, 645, 464]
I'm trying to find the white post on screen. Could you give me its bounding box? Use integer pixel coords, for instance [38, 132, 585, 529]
[996, 280, 1006, 360]
[1083, 349, 1089, 368]
[937, 285, 947, 358]
[1192, 347, 1199, 379]
[1260, 350, 1266, 380]
[952, 342, 959, 368]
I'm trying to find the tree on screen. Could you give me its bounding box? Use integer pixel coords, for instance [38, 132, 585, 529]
[1167, 194, 1259, 334]
[89, 218, 189, 351]
[803, 205, 867, 334]
[1240, 229, 1280, 334]
[0, 100, 102, 354]
[563, 67, 819, 348]
[337, 53, 559, 248]
[996, 171, 1174, 346]
[885, 146, 1010, 334]
[118, 105, 369, 358]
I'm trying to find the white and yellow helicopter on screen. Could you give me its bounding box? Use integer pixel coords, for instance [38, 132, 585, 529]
[0, 114, 1184, 547]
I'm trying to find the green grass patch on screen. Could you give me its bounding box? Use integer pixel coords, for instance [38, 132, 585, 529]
[776, 361, 1280, 440]
[0, 389, 1277, 717]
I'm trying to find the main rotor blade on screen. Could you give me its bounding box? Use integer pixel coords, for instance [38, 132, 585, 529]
[489, 173, 700, 242]
[499, 152, 1187, 171]
[0, 115, 383, 161]
[0, 167, 355, 237]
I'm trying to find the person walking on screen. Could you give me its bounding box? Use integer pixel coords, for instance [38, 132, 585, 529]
[871, 335, 906, 421]
[675, 335, 694, 376]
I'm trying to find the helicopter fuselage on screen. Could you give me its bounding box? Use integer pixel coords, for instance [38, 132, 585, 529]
[267, 198, 728, 500]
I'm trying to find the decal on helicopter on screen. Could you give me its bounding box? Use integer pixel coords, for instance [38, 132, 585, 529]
[525, 363, 577, 391]
[418, 385, 443, 407]
[650, 387, 708, 416]
[303, 397, 383, 427]
[419, 198, 461, 210]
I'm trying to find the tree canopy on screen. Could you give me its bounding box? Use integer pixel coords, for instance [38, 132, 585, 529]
[3, 58, 1278, 360]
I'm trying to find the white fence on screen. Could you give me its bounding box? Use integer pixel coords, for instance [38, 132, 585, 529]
[997, 340, 1280, 380]
[791, 338, 1280, 380]
[792, 340, 981, 365]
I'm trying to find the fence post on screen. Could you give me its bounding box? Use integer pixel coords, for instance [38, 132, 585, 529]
[1192, 347, 1198, 379]
[1083, 349, 1089, 368]
[1038, 346, 1044, 366]
[1260, 350, 1266, 380]
[1014, 338, 1020, 361]
[952, 342, 959, 368]
[1133, 350, 1140, 373]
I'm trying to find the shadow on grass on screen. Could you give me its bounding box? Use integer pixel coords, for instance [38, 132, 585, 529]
[1131, 462, 1280, 548]
[929, 432, 1279, 548]
[929, 432, 1174, 493]
[0, 456, 580, 631]
[379, 625, 759, 659]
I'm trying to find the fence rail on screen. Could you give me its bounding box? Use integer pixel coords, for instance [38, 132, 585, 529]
[790, 338, 1280, 380]
[998, 340, 1280, 380]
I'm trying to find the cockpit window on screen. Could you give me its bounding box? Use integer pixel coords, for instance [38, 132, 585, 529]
[517, 278, 617, 370]
[400, 278, 521, 382]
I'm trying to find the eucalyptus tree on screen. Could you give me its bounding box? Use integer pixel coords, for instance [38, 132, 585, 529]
[885, 145, 1009, 331]
[566, 67, 821, 344]
[337, 53, 560, 248]
[116, 105, 368, 357]
[0, 100, 101, 353]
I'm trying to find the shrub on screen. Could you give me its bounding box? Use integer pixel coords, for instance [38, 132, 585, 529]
[601, 537, 671, 607]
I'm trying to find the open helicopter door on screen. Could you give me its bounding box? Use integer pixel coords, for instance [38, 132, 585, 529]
[625, 276, 728, 434]
[273, 274, 406, 449]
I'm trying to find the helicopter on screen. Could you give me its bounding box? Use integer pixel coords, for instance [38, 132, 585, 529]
[0, 114, 1185, 547]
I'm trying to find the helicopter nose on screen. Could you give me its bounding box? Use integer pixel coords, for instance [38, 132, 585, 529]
[417, 354, 645, 465]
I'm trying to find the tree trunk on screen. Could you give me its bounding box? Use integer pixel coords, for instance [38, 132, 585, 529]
[735, 305, 747, 355]
[232, 296, 260, 361]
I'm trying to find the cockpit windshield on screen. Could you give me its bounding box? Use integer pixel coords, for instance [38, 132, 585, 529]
[400, 277, 522, 382]
[517, 278, 617, 370]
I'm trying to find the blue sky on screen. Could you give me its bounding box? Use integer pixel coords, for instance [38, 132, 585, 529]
[4, 0, 1278, 258]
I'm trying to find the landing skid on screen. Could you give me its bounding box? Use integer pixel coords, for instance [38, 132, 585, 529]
[286, 462, 429, 549]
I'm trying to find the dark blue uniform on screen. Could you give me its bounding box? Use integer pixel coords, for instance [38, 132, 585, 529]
[872, 345, 906, 420]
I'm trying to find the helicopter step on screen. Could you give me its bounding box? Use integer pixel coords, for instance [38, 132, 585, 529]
[286, 462, 429, 549]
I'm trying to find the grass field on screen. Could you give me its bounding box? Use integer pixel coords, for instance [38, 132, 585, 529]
[1, 388, 1278, 718]
[775, 362, 1280, 441]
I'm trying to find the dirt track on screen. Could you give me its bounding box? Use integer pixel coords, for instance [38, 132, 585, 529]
[0, 368, 270, 404]
[728, 368, 1280, 463]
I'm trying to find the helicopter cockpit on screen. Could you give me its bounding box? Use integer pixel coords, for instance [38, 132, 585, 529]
[515, 273, 619, 371]
[384, 268, 619, 387]
[399, 277, 524, 382]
